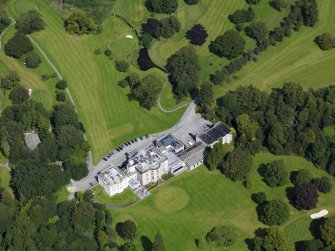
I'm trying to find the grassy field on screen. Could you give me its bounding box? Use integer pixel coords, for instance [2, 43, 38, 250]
[110, 152, 335, 250]
[0, 20, 57, 110]
[92, 185, 137, 206]
[6, 0, 186, 164]
[115, 0, 335, 97]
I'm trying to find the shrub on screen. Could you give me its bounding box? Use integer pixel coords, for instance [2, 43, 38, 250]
[195, 237, 206, 249]
[261, 160, 288, 187]
[94, 48, 101, 54]
[315, 33, 335, 51]
[118, 79, 129, 88]
[104, 49, 112, 57]
[25, 54, 42, 68]
[292, 183, 319, 210]
[56, 92, 66, 102]
[141, 33, 153, 48]
[209, 30, 245, 59]
[4, 33, 33, 58]
[251, 192, 267, 205]
[186, 24, 208, 46]
[41, 74, 50, 81]
[246, 0, 260, 4]
[9, 85, 29, 104]
[185, 0, 198, 4]
[56, 80, 68, 90]
[1, 72, 20, 91]
[228, 7, 254, 25]
[145, 0, 178, 14]
[312, 177, 332, 193]
[206, 225, 236, 247]
[258, 199, 289, 226]
[15, 10, 45, 34]
[291, 169, 313, 185]
[115, 60, 129, 72]
[243, 179, 253, 189]
[64, 10, 96, 35]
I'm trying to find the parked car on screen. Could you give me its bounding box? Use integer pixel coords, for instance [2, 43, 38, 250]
[103, 157, 108, 161]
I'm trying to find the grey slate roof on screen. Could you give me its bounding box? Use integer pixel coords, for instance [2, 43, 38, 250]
[198, 122, 230, 145]
[24, 132, 41, 151]
[158, 134, 184, 150]
[178, 142, 207, 163]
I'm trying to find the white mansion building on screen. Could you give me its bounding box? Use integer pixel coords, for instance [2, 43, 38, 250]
[98, 122, 233, 197]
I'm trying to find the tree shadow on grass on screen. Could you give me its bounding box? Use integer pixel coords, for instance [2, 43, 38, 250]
[285, 186, 295, 205]
[309, 218, 325, 239]
[141, 235, 153, 251]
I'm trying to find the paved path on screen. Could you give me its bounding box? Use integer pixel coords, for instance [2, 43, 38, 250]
[157, 80, 192, 113]
[0, 17, 16, 49]
[94, 198, 140, 208]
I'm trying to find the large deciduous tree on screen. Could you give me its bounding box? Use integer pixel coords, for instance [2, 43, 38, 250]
[166, 46, 200, 99]
[261, 160, 288, 187]
[258, 199, 289, 226]
[206, 225, 236, 247]
[292, 183, 318, 210]
[145, 0, 178, 14]
[15, 10, 45, 34]
[186, 24, 208, 46]
[4, 33, 33, 58]
[250, 227, 288, 251]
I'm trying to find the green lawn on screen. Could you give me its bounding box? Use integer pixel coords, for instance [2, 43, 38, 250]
[110, 152, 335, 250]
[92, 185, 137, 206]
[6, 0, 186, 164]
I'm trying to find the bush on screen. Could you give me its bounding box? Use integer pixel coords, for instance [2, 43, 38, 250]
[258, 199, 289, 226]
[56, 80, 68, 90]
[246, 0, 260, 4]
[115, 60, 129, 72]
[209, 30, 245, 59]
[292, 183, 319, 210]
[185, 0, 199, 4]
[251, 192, 267, 205]
[94, 48, 101, 54]
[206, 225, 236, 247]
[195, 237, 206, 249]
[9, 85, 29, 104]
[15, 10, 45, 34]
[186, 24, 208, 46]
[4, 33, 33, 58]
[56, 92, 66, 102]
[25, 54, 42, 68]
[315, 33, 335, 51]
[145, 0, 178, 14]
[312, 177, 332, 193]
[261, 160, 288, 187]
[64, 10, 96, 35]
[291, 169, 313, 185]
[118, 79, 129, 88]
[104, 49, 112, 57]
[41, 74, 50, 81]
[243, 179, 253, 189]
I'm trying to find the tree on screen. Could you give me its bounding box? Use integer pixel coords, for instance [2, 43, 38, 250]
[319, 217, 335, 248]
[4, 33, 33, 58]
[131, 75, 162, 109]
[251, 192, 267, 205]
[250, 227, 288, 251]
[186, 24, 208, 46]
[291, 169, 313, 185]
[25, 54, 42, 68]
[166, 46, 200, 99]
[115, 60, 129, 72]
[117, 220, 137, 241]
[56, 80, 68, 89]
[152, 232, 165, 251]
[104, 49, 112, 57]
[220, 147, 252, 181]
[185, 0, 199, 4]
[56, 92, 66, 102]
[235, 114, 259, 139]
[64, 10, 96, 35]
[228, 7, 254, 25]
[315, 32, 335, 50]
[261, 160, 288, 187]
[198, 82, 214, 118]
[270, 0, 286, 11]
[141, 18, 161, 39]
[159, 16, 180, 38]
[312, 177, 332, 193]
[1, 72, 20, 91]
[296, 239, 324, 251]
[245, 22, 268, 44]
[246, 0, 260, 5]
[15, 10, 45, 34]
[209, 30, 245, 59]
[205, 142, 226, 171]
[141, 33, 153, 48]
[292, 183, 318, 210]
[9, 85, 29, 104]
[51, 103, 80, 132]
[258, 199, 289, 226]
[206, 225, 236, 247]
[196, 237, 206, 249]
[145, 0, 178, 14]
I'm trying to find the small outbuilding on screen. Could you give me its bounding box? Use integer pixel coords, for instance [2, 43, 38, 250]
[24, 132, 41, 151]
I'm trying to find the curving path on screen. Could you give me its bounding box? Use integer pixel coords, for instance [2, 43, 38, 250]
[158, 80, 193, 113]
[0, 17, 16, 49]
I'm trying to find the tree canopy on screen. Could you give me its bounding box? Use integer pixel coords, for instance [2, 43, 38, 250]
[258, 199, 289, 226]
[292, 183, 319, 210]
[4, 33, 33, 58]
[64, 10, 96, 35]
[186, 24, 208, 46]
[315, 32, 335, 50]
[206, 225, 236, 247]
[261, 160, 288, 187]
[250, 227, 288, 251]
[15, 10, 45, 34]
[145, 0, 178, 14]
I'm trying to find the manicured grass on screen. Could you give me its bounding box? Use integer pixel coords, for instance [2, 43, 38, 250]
[110, 152, 335, 250]
[0, 167, 11, 191]
[53, 186, 70, 204]
[6, 0, 185, 164]
[92, 185, 137, 206]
